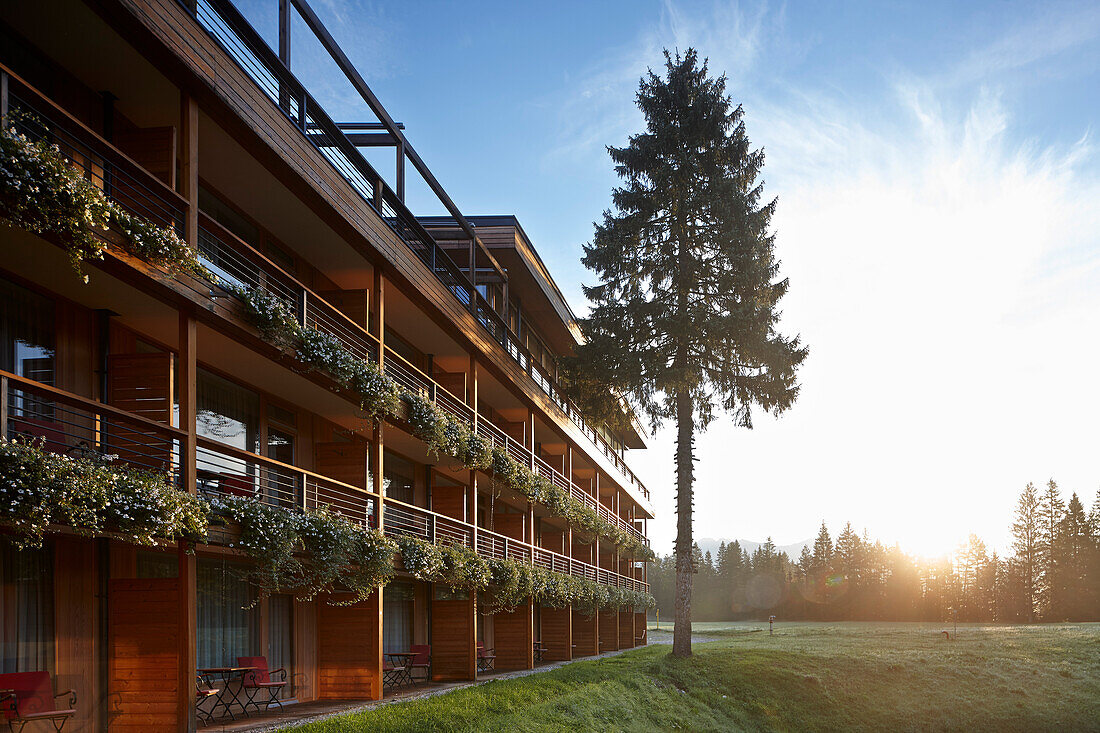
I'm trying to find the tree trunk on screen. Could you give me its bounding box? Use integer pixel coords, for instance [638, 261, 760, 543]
[672, 388, 695, 657]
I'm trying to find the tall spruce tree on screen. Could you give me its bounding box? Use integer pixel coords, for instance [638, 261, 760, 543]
[570, 49, 806, 656]
[1038, 478, 1065, 617]
[1011, 482, 1042, 622]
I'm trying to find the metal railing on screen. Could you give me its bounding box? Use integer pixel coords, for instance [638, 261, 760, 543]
[1, 370, 183, 478]
[0, 371, 646, 592]
[182, 0, 650, 503]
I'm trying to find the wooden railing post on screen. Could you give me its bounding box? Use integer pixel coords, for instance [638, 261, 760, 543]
[0, 72, 8, 129]
[0, 375, 7, 438]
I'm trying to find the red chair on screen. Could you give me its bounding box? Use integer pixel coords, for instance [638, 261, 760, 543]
[10, 417, 68, 456]
[236, 657, 286, 713]
[0, 671, 76, 733]
[476, 642, 495, 672]
[218, 473, 255, 498]
[195, 674, 220, 725]
[409, 645, 431, 682]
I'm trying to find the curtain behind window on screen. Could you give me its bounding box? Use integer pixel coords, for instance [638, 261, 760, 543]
[196, 369, 259, 453]
[0, 545, 54, 674]
[383, 452, 415, 504]
[197, 559, 258, 669]
[268, 595, 293, 698]
[382, 582, 413, 654]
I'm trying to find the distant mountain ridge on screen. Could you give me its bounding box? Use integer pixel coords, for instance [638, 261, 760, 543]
[695, 537, 812, 559]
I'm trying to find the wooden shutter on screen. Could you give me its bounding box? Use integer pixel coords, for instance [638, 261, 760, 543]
[107, 578, 181, 732]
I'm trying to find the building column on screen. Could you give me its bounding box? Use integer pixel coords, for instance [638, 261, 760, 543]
[177, 307, 197, 732]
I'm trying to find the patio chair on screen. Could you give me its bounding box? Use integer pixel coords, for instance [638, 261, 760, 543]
[0, 671, 76, 733]
[408, 645, 431, 682]
[476, 642, 495, 672]
[236, 657, 287, 713]
[219, 473, 255, 498]
[195, 673, 220, 725]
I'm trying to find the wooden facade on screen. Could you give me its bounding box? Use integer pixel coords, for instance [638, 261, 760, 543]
[0, 0, 650, 730]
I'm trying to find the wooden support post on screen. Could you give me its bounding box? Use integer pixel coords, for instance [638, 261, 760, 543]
[0, 72, 8, 128]
[179, 93, 198, 247]
[371, 267, 385, 348]
[278, 0, 291, 67]
[395, 139, 405, 203]
[177, 313, 197, 733]
[527, 409, 536, 470]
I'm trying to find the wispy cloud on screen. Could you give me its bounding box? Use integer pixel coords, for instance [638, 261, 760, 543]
[568, 1, 1100, 556]
[545, 0, 771, 163]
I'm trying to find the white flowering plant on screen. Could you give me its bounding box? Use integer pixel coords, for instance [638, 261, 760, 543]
[396, 534, 445, 581]
[212, 495, 396, 605]
[1, 121, 202, 283]
[0, 438, 208, 550]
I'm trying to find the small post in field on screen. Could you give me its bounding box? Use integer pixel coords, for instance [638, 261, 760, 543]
[769, 615, 776, 636]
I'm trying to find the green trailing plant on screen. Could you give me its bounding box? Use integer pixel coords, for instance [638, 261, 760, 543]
[438, 543, 491, 591]
[395, 534, 445, 581]
[226, 270, 648, 557]
[0, 438, 208, 550]
[229, 284, 403, 421]
[0, 122, 202, 282]
[211, 495, 396, 605]
[484, 558, 535, 614]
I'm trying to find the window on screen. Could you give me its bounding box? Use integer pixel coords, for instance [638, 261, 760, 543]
[197, 558, 259, 669]
[0, 277, 55, 386]
[383, 451, 415, 504]
[0, 544, 54, 674]
[382, 582, 414, 654]
[384, 329, 424, 372]
[136, 551, 178, 578]
[196, 369, 260, 452]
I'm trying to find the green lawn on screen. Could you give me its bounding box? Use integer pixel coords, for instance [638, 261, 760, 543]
[289, 622, 1100, 732]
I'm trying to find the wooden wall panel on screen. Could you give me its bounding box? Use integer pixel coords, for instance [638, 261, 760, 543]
[54, 538, 98, 733]
[431, 597, 474, 681]
[493, 514, 524, 542]
[539, 606, 571, 662]
[634, 613, 647, 645]
[571, 610, 598, 657]
[598, 610, 619, 652]
[618, 611, 634, 649]
[115, 126, 177, 187]
[492, 602, 532, 671]
[433, 369, 466, 402]
[315, 441, 369, 489]
[431, 484, 465, 521]
[107, 578, 180, 733]
[318, 289, 369, 329]
[316, 593, 380, 700]
[107, 353, 173, 423]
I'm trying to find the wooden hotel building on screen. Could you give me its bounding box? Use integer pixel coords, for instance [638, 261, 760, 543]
[0, 0, 653, 730]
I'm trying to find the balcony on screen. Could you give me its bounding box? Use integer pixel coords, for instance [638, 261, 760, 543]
[1, 63, 649, 546]
[182, 0, 651, 504]
[0, 370, 648, 593]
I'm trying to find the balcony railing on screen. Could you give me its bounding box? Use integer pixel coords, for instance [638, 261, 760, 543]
[0, 371, 647, 593]
[1, 370, 183, 477]
[0, 65, 648, 540]
[182, 0, 650, 503]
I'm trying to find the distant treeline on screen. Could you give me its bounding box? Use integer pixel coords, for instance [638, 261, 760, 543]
[650, 481, 1100, 622]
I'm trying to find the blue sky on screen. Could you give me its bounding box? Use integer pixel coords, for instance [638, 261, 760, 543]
[238, 0, 1100, 556]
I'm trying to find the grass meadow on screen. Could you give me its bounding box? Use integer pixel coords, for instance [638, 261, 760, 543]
[289, 621, 1100, 732]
